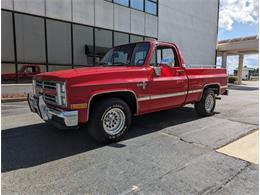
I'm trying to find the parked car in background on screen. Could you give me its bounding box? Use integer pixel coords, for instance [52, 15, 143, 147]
[28, 40, 228, 143]
[2, 64, 41, 81]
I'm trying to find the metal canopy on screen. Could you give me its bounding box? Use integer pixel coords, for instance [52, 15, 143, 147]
[217, 36, 259, 85]
[217, 35, 259, 55]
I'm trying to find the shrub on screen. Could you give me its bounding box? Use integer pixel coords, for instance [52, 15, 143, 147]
[228, 76, 237, 83]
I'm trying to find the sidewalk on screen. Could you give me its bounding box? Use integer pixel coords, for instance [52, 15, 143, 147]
[217, 130, 259, 164]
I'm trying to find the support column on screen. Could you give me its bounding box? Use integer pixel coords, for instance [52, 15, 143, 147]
[237, 53, 244, 85]
[221, 52, 227, 68]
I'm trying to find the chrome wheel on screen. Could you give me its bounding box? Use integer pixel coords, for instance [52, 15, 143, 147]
[102, 108, 126, 136]
[205, 94, 214, 113]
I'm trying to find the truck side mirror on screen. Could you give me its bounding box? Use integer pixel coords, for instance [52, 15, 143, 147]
[153, 66, 161, 77]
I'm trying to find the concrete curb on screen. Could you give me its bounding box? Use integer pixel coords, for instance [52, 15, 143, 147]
[2, 97, 27, 103]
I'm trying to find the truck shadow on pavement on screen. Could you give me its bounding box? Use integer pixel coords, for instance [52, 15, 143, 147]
[2, 107, 203, 172]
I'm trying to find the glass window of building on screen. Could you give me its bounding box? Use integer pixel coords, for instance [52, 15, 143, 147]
[95, 28, 112, 62]
[46, 19, 72, 64]
[145, 0, 157, 15]
[145, 36, 156, 41]
[1, 11, 15, 62]
[48, 65, 72, 72]
[130, 34, 144, 43]
[130, 0, 144, 11]
[114, 0, 129, 6]
[73, 24, 94, 66]
[15, 14, 46, 63]
[114, 32, 129, 46]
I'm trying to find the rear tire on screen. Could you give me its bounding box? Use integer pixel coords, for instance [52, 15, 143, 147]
[194, 89, 216, 116]
[87, 98, 132, 143]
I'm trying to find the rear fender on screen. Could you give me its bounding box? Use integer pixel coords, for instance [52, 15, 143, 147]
[198, 83, 221, 100]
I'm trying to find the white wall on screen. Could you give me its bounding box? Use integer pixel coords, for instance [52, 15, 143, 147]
[2, 0, 218, 64]
[158, 0, 219, 65]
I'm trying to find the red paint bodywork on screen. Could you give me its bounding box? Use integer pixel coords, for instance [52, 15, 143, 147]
[34, 40, 228, 124]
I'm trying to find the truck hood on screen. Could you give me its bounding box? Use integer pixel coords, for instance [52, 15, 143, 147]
[34, 66, 149, 84]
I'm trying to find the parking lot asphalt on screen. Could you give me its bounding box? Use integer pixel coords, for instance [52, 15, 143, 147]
[2, 82, 259, 194]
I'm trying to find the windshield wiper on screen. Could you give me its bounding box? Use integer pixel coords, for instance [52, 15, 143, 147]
[98, 62, 108, 65]
[112, 62, 128, 66]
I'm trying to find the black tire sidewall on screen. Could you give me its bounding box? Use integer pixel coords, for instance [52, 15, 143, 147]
[88, 98, 131, 143]
[100, 104, 129, 140]
[195, 89, 216, 116]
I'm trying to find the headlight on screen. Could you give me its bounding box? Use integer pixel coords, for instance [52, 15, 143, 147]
[61, 83, 66, 93]
[56, 82, 67, 106]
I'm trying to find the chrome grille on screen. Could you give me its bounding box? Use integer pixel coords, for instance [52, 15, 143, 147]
[35, 80, 57, 104]
[36, 80, 56, 90]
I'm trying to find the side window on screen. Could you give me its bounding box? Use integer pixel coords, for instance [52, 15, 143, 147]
[24, 67, 33, 73]
[149, 46, 179, 67]
[161, 48, 175, 67]
[150, 47, 179, 67]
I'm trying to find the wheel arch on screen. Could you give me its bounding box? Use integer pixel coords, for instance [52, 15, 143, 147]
[203, 83, 220, 94]
[87, 90, 138, 121]
[198, 83, 220, 100]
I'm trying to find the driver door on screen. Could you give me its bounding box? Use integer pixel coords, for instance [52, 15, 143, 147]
[147, 44, 188, 110]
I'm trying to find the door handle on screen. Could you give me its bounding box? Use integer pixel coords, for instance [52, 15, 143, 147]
[176, 69, 184, 73]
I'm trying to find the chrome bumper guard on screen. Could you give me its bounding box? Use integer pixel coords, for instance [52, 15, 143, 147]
[28, 93, 78, 128]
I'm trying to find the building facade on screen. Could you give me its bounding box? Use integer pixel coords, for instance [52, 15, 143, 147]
[1, 0, 219, 83]
[234, 66, 259, 80]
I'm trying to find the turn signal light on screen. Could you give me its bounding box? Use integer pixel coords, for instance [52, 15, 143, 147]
[70, 103, 88, 109]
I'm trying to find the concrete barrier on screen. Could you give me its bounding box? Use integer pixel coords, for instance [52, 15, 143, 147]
[2, 84, 32, 101]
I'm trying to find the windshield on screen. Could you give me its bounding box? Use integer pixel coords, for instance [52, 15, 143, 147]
[99, 42, 150, 66]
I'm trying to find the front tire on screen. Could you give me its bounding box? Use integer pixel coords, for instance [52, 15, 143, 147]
[87, 98, 132, 143]
[194, 89, 216, 116]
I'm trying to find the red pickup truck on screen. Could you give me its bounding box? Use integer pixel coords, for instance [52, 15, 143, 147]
[28, 40, 228, 143]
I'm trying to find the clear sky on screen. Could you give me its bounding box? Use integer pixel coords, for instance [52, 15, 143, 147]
[217, 0, 259, 74]
[218, 22, 259, 40]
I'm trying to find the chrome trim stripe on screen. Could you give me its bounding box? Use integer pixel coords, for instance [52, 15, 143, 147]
[220, 85, 228, 89]
[138, 91, 188, 101]
[188, 89, 203, 94]
[138, 96, 150, 101]
[137, 84, 228, 102]
[151, 91, 187, 100]
[138, 89, 205, 102]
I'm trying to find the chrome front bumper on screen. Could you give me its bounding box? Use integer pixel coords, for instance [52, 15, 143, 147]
[28, 93, 78, 129]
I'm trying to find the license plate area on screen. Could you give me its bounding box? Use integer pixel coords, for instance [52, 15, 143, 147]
[28, 94, 51, 121]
